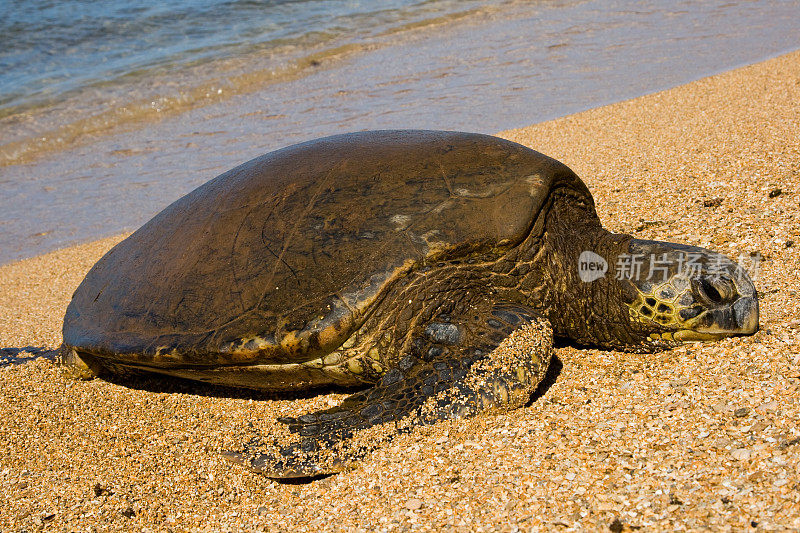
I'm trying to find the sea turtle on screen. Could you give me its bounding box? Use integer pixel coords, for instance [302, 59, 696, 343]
[61, 130, 758, 477]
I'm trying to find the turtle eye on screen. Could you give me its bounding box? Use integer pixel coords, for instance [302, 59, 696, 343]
[695, 276, 735, 305]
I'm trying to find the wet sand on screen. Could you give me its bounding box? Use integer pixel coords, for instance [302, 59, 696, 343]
[1, 50, 799, 530]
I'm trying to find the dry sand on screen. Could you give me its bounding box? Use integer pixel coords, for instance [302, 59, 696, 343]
[1, 50, 799, 531]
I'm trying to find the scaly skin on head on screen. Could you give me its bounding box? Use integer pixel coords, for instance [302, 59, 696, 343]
[521, 190, 759, 352]
[621, 238, 759, 344]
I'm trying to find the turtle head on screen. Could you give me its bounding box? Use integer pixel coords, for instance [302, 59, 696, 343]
[614, 239, 759, 347]
[525, 190, 758, 351]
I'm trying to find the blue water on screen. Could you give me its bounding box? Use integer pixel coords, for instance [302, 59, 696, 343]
[0, 0, 491, 118]
[1, 0, 800, 265]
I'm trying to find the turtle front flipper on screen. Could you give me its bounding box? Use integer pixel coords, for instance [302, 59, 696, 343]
[225, 303, 553, 478]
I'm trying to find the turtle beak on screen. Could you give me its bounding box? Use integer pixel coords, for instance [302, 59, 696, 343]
[733, 294, 759, 335]
[687, 294, 759, 338]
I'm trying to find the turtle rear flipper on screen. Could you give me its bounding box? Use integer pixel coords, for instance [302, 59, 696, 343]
[225, 304, 553, 478]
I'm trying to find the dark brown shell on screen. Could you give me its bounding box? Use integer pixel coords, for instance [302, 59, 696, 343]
[63, 130, 583, 367]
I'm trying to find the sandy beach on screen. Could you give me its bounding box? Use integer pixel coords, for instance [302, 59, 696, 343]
[1, 48, 799, 531]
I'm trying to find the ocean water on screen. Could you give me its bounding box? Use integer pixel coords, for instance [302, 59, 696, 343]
[1, 0, 799, 265]
[0, 0, 499, 153]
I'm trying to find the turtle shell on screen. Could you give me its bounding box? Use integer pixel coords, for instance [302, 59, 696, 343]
[63, 130, 584, 367]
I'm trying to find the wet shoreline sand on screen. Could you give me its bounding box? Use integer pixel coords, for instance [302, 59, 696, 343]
[1, 50, 799, 530]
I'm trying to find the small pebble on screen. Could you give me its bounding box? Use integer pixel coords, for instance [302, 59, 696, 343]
[404, 498, 423, 511]
[756, 400, 779, 413]
[712, 400, 729, 413]
[731, 448, 752, 461]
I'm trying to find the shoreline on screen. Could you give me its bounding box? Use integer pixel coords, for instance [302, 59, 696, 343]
[0, 4, 500, 168]
[4, 1, 800, 267]
[1, 50, 799, 530]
